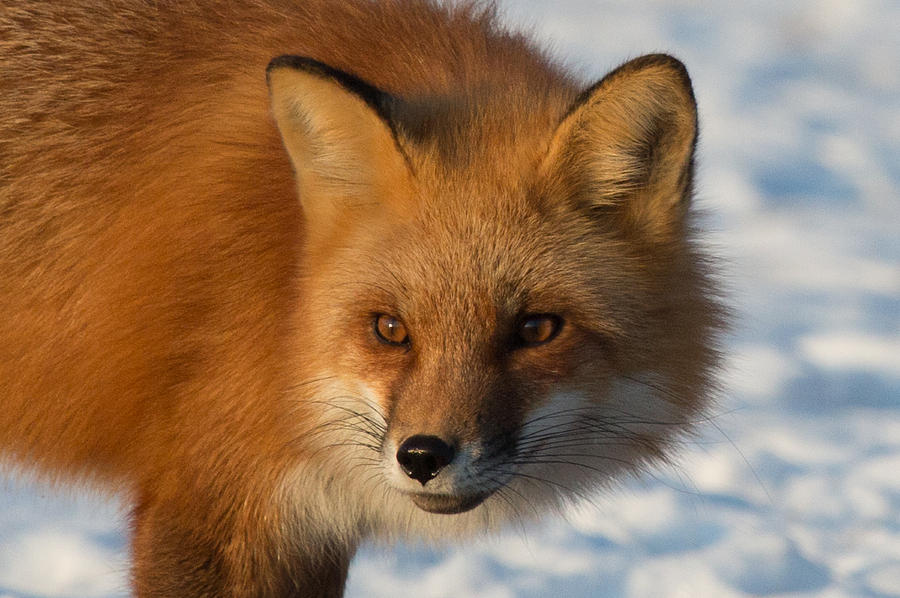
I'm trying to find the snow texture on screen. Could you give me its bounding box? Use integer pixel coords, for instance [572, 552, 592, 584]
[2, 1, 899, 596]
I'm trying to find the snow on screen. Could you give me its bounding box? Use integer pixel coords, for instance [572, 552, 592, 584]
[2, 1, 899, 596]
[0, 483, 127, 597]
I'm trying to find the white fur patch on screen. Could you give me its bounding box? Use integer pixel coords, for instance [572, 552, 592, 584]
[277, 372, 682, 546]
[503, 374, 682, 508]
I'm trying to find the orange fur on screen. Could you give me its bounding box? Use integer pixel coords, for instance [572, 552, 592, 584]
[0, 1, 725, 596]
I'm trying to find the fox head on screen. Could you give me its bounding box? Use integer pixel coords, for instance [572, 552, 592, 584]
[268, 54, 723, 532]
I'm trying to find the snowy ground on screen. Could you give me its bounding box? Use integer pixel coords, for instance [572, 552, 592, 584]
[2, 1, 899, 596]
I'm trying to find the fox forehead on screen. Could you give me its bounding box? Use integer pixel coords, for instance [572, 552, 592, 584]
[346, 195, 579, 316]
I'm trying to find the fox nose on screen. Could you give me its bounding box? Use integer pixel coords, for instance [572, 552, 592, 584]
[396, 435, 455, 486]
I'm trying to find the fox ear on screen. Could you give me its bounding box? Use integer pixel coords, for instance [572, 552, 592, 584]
[267, 56, 412, 226]
[540, 54, 698, 239]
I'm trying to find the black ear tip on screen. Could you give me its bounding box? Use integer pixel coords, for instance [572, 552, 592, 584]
[622, 53, 694, 92]
[266, 54, 296, 73]
[266, 55, 331, 84]
[266, 55, 331, 76]
[630, 53, 688, 72]
[265, 55, 396, 126]
[564, 53, 696, 122]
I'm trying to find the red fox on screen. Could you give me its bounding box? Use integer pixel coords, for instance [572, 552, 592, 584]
[0, 1, 724, 596]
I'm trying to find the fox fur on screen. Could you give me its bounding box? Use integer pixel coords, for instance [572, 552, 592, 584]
[0, 1, 725, 596]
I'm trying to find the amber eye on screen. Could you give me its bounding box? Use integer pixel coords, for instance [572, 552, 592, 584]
[517, 314, 563, 346]
[374, 314, 409, 346]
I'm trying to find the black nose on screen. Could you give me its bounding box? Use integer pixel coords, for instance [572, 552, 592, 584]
[396, 435, 455, 486]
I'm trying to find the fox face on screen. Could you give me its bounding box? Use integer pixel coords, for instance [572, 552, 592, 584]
[270, 55, 722, 533]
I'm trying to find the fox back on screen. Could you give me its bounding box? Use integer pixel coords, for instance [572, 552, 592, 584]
[0, 1, 724, 596]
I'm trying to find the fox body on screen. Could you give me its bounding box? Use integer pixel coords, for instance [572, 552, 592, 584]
[0, 1, 723, 596]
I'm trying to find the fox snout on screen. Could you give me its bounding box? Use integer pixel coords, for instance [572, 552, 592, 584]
[390, 432, 494, 514]
[380, 383, 524, 514]
[395, 434, 455, 486]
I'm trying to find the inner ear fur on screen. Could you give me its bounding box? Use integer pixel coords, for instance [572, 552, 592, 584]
[267, 56, 412, 226]
[540, 54, 698, 239]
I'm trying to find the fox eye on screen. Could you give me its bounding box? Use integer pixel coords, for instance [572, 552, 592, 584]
[517, 314, 563, 346]
[374, 314, 409, 346]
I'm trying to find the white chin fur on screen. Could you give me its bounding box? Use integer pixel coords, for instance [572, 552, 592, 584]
[279, 373, 679, 544]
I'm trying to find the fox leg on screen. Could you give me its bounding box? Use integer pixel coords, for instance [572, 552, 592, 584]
[130, 490, 351, 598]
